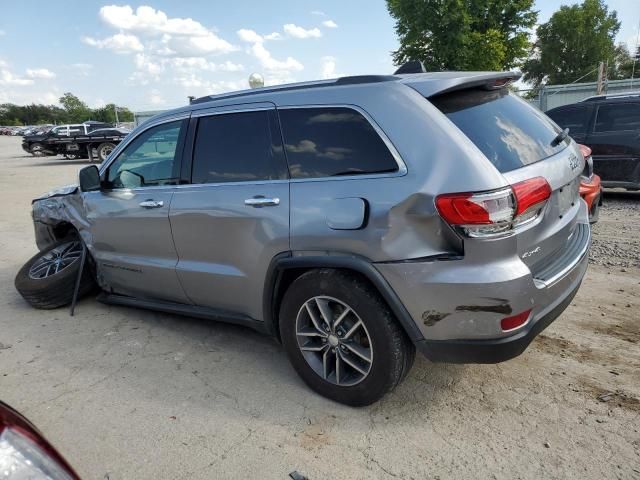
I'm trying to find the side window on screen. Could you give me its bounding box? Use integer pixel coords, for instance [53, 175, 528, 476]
[191, 110, 287, 184]
[278, 107, 398, 179]
[594, 104, 640, 133]
[69, 127, 83, 136]
[546, 107, 588, 135]
[52, 127, 67, 136]
[105, 120, 184, 189]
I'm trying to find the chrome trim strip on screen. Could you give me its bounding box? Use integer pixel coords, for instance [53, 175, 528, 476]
[533, 223, 590, 289]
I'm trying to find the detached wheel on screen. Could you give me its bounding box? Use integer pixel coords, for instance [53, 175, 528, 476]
[15, 240, 96, 309]
[96, 142, 116, 162]
[280, 269, 415, 406]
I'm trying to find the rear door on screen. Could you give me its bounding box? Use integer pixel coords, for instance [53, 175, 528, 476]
[585, 102, 640, 183]
[169, 104, 289, 321]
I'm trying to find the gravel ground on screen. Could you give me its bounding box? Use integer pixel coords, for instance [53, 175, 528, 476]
[0, 136, 638, 480]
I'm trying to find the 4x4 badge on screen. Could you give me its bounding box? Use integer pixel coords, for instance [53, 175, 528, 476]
[522, 246, 542, 259]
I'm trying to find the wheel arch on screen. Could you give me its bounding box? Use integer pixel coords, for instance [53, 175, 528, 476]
[263, 252, 424, 344]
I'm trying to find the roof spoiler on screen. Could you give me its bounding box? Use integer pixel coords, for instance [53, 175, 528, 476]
[401, 71, 522, 98]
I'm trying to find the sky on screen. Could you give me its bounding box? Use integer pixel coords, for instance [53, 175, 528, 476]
[1, 0, 638, 112]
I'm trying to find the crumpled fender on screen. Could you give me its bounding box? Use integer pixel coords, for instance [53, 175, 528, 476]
[31, 186, 92, 252]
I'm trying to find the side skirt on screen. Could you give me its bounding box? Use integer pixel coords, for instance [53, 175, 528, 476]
[97, 292, 269, 335]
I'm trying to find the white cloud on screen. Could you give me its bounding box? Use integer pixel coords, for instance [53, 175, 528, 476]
[0, 62, 33, 86]
[311, 10, 326, 16]
[100, 5, 209, 37]
[148, 88, 166, 106]
[237, 28, 264, 44]
[284, 24, 322, 39]
[0, 30, 6, 36]
[26, 68, 56, 79]
[82, 33, 144, 54]
[322, 20, 338, 29]
[166, 32, 235, 56]
[264, 32, 282, 41]
[251, 42, 303, 72]
[320, 56, 344, 79]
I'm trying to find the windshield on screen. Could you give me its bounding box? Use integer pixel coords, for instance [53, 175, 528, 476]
[430, 89, 567, 173]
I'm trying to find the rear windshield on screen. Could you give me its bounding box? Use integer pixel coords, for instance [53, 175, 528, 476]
[430, 89, 566, 173]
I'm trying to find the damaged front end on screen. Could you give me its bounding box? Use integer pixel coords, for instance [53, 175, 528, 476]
[31, 185, 90, 252]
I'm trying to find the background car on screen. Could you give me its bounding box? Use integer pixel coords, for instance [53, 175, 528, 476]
[546, 93, 640, 191]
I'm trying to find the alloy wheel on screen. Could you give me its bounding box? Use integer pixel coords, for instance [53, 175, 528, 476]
[295, 296, 373, 386]
[28, 241, 82, 280]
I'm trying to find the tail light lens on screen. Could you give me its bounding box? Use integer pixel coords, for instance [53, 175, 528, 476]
[436, 177, 551, 238]
[501, 309, 532, 331]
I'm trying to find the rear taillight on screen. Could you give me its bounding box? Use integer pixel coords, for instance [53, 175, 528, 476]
[436, 177, 551, 238]
[501, 309, 532, 331]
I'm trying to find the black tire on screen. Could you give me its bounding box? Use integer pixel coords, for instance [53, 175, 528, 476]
[96, 142, 116, 162]
[280, 269, 415, 406]
[15, 240, 96, 310]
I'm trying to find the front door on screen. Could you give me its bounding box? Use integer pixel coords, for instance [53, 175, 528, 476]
[170, 107, 289, 321]
[83, 118, 191, 303]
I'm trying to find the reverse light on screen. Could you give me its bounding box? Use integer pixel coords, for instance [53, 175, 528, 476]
[501, 309, 532, 332]
[436, 177, 551, 238]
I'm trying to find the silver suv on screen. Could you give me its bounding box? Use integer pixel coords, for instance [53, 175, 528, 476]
[16, 71, 590, 405]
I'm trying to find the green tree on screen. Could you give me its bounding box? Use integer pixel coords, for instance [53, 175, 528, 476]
[522, 0, 620, 88]
[387, 0, 537, 71]
[59, 92, 92, 123]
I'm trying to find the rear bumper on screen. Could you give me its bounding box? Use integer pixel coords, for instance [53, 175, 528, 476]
[414, 278, 581, 363]
[375, 203, 590, 364]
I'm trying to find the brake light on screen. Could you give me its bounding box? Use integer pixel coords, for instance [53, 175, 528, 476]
[435, 177, 551, 238]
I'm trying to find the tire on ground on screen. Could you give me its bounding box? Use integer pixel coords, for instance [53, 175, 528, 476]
[96, 142, 116, 162]
[30, 143, 44, 156]
[280, 268, 415, 406]
[14, 239, 96, 310]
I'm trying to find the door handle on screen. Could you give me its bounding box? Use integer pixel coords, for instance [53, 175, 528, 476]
[244, 197, 280, 207]
[139, 200, 164, 208]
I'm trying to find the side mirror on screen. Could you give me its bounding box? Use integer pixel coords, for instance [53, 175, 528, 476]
[79, 165, 101, 192]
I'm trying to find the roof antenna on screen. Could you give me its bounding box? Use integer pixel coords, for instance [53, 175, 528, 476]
[394, 60, 426, 74]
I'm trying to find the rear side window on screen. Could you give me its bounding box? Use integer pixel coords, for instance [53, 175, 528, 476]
[192, 110, 287, 184]
[278, 107, 398, 179]
[430, 89, 566, 173]
[594, 104, 640, 132]
[546, 106, 589, 135]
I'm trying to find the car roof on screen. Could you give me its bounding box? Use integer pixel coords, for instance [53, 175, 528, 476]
[580, 92, 640, 103]
[153, 71, 520, 123]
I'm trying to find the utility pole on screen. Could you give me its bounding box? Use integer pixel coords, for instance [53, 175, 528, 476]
[113, 105, 119, 126]
[596, 61, 606, 95]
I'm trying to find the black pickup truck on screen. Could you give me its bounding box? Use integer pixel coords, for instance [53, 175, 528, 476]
[22, 125, 130, 162]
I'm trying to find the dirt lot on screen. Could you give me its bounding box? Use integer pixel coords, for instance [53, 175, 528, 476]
[0, 136, 638, 479]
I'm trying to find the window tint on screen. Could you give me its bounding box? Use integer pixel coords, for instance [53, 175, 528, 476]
[106, 120, 183, 189]
[594, 104, 640, 132]
[191, 110, 287, 184]
[546, 106, 588, 135]
[430, 89, 566, 173]
[278, 107, 398, 179]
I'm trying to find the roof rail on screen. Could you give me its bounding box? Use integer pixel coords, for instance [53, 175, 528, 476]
[191, 75, 398, 105]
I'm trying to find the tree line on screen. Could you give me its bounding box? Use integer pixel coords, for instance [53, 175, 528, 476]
[387, 0, 638, 89]
[0, 92, 134, 126]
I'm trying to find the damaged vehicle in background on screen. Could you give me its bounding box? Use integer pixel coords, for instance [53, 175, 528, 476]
[15, 69, 591, 406]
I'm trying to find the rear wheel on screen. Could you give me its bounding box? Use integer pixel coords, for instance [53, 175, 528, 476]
[97, 142, 116, 162]
[280, 269, 415, 406]
[15, 240, 96, 309]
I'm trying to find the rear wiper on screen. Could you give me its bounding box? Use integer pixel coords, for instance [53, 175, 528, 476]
[551, 128, 569, 147]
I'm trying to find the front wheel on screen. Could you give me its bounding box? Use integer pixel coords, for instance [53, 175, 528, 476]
[15, 240, 96, 309]
[30, 143, 45, 156]
[280, 269, 415, 406]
